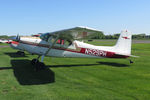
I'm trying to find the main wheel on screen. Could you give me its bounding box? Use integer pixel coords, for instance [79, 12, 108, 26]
[31, 59, 39, 65]
[39, 62, 45, 69]
[20, 52, 25, 56]
[16, 51, 25, 56]
[35, 62, 46, 71]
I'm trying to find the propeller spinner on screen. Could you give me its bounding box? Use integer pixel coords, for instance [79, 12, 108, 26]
[11, 34, 20, 42]
[16, 34, 20, 41]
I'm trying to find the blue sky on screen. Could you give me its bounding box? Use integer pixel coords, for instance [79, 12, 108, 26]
[0, 0, 150, 35]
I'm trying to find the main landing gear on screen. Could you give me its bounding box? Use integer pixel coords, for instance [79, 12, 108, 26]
[16, 51, 25, 56]
[31, 55, 46, 71]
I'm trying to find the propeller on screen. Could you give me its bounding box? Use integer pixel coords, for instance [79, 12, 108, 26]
[16, 34, 20, 41]
[10, 34, 20, 42]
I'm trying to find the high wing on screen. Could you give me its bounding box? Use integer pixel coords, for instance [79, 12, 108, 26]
[39, 26, 103, 58]
[40, 26, 103, 42]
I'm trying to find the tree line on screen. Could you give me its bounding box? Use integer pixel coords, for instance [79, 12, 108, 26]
[87, 32, 150, 39]
[0, 33, 150, 40]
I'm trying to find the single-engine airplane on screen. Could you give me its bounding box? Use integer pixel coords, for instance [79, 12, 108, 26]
[10, 26, 135, 70]
[0, 39, 11, 43]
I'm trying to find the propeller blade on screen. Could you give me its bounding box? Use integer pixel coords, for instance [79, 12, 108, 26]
[10, 34, 20, 42]
[16, 34, 20, 41]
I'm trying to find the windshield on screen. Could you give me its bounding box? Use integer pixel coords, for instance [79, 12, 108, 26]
[40, 33, 51, 41]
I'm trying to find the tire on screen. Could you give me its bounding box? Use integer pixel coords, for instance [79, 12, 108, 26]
[16, 51, 25, 56]
[31, 59, 39, 65]
[38, 62, 46, 70]
[20, 52, 25, 56]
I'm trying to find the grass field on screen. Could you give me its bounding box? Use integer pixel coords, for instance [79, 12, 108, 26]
[0, 40, 150, 100]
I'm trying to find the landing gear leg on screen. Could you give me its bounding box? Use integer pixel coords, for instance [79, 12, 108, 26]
[31, 55, 46, 71]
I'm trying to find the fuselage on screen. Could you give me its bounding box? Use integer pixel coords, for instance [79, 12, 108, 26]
[10, 36, 129, 58]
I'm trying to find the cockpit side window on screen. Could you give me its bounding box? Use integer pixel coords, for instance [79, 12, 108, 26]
[40, 33, 73, 47]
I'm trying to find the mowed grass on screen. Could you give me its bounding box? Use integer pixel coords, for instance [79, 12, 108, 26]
[0, 40, 150, 100]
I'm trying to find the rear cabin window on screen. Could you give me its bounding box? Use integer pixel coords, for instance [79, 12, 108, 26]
[40, 33, 72, 47]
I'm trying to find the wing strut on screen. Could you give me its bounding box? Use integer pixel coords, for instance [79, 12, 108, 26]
[31, 35, 60, 71]
[40, 34, 60, 62]
[44, 35, 59, 56]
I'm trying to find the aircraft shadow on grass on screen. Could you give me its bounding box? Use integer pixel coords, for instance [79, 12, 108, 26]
[0, 59, 55, 85]
[96, 61, 129, 67]
[4, 52, 28, 58]
[47, 61, 129, 68]
[0, 59, 129, 85]
[47, 63, 101, 68]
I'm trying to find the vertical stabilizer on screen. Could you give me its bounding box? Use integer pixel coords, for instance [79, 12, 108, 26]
[114, 30, 132, 55]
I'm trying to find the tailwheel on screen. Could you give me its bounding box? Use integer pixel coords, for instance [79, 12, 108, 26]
[129, 59, 134, 64]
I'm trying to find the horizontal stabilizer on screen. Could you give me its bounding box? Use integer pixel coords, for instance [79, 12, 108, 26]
[115, 53, 139, 58]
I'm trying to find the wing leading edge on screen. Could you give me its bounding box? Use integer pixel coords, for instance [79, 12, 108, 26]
[40, 26, 103, 42]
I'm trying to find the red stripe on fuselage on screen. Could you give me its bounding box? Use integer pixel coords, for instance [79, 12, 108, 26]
[19, 41, 129, 58]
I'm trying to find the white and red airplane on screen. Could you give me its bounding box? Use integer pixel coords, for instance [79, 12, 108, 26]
[0, 39, 12, 43]
[10, 26, 135, 70]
